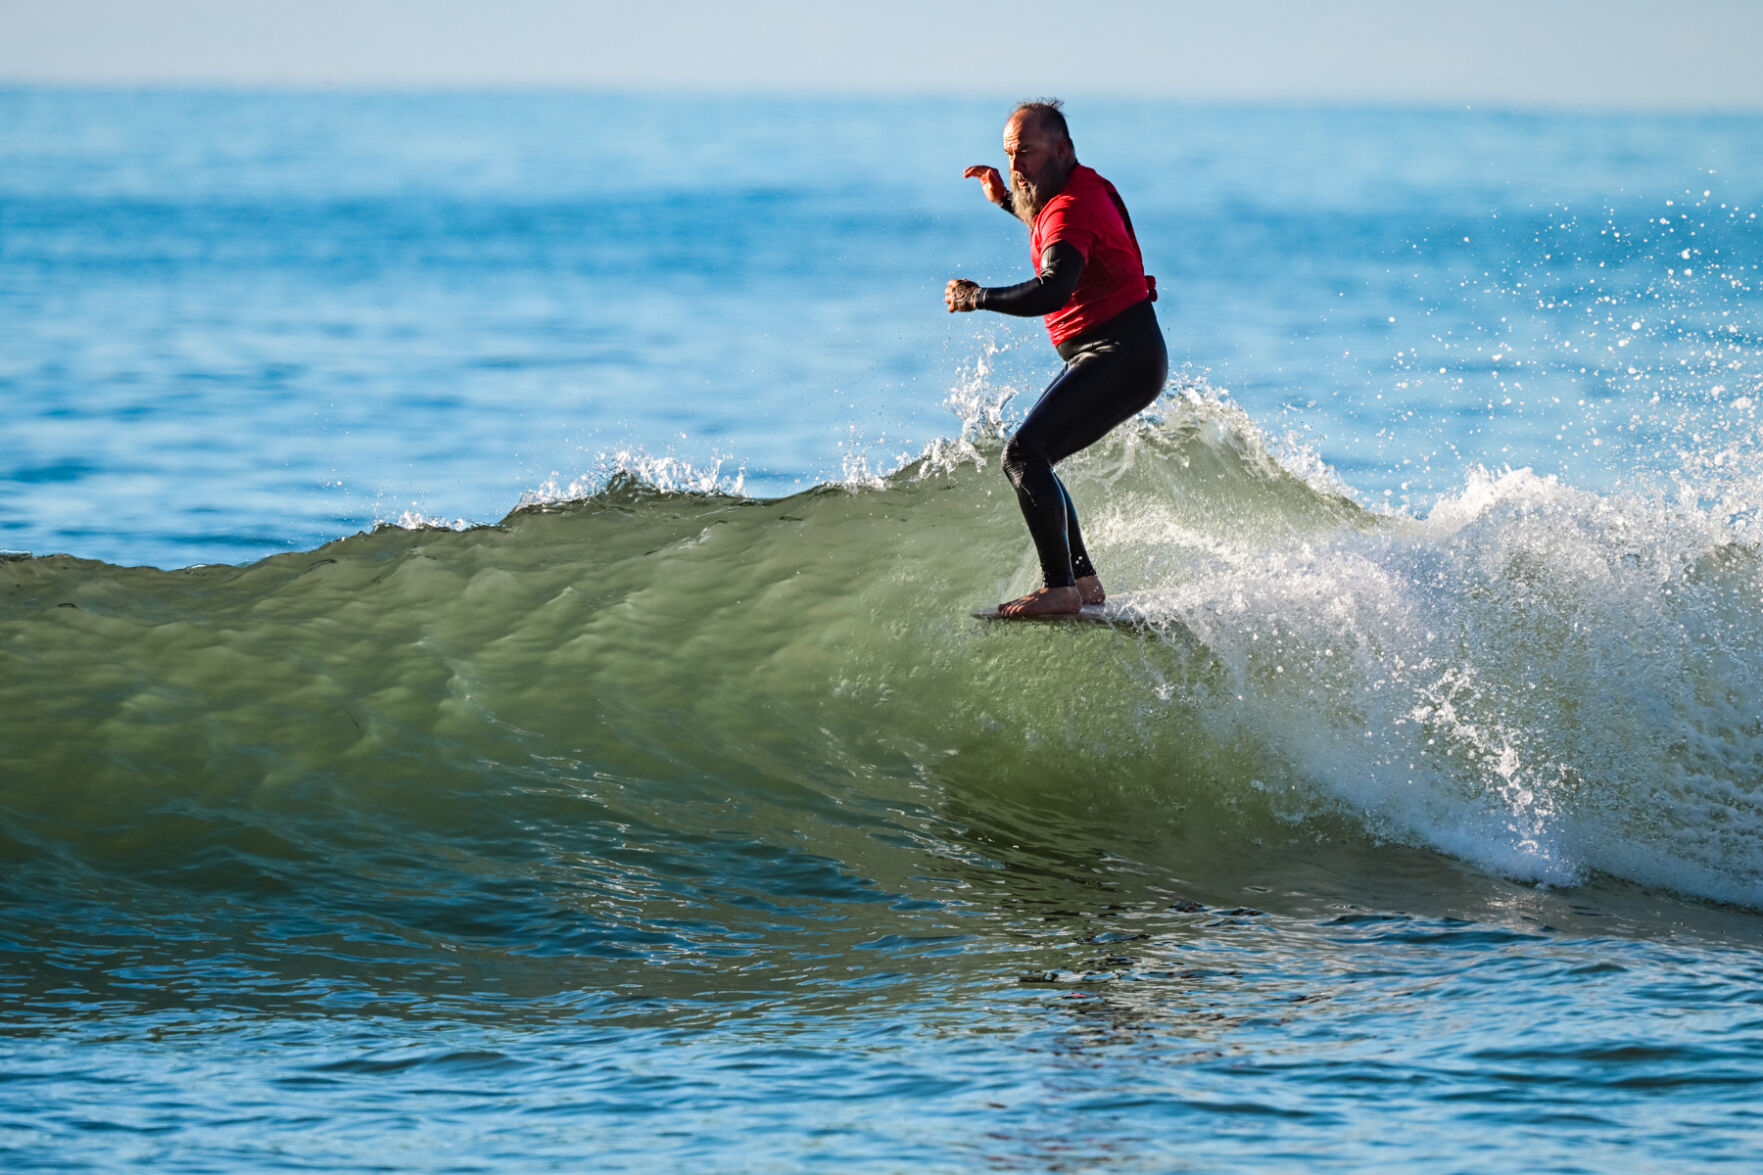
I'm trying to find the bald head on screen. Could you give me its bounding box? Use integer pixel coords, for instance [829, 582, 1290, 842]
[1009, 100, 1071, 148]
[1002, 99, 1077, 225]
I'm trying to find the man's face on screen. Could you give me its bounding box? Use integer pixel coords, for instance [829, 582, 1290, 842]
[1002, 112, 1072, 224]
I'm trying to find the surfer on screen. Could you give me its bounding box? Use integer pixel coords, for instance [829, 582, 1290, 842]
[946, 99, 1167, 617]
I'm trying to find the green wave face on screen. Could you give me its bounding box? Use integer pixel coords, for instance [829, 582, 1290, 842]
[6, 393, 1763, 978]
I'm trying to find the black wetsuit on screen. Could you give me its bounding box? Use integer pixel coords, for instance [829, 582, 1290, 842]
[975, 242, 1168, 588]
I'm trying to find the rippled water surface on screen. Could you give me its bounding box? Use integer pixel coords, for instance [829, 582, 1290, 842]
[4, 89, 1763, 1172]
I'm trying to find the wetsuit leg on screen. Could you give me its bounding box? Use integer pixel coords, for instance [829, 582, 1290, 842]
[1001, 302, 1168, 587]
[1059, 478, 1099, 581]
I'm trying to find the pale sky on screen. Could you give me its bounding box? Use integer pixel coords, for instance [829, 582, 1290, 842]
[2, 0, 1761, 110]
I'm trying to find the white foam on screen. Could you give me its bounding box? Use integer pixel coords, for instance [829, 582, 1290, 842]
[516, 451, 748, 509]
[1139, 456, 1763, 903]
[390, 510, 472, 532]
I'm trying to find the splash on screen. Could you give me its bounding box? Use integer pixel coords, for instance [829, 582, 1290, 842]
[515, 449, 748, 510]
[1166, 460, 1763, 901]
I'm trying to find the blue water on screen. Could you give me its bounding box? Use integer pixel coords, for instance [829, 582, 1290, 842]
[8, 90, 1758, 567]
[4, 88, 1763, 1172]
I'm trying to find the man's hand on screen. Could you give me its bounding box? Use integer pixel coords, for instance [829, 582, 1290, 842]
[963, 165, 1009, 207]
[945, 279, 981, 313]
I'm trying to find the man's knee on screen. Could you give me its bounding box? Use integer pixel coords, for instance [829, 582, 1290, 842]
[1001, 434, 1045, 489]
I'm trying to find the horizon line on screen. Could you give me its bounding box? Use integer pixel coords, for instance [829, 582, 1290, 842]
[5, 80, 1762, 120]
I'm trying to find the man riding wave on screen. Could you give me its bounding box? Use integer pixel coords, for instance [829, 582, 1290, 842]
[946, 99, 1168, 617]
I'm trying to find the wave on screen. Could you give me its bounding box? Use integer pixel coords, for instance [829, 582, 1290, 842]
[4, 388, 1763, 926]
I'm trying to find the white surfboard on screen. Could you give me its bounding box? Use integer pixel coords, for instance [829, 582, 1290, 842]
[969, 593, 1169, 630]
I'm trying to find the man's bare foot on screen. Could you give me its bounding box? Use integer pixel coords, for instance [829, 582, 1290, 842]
[997, 585, 1084, 617]
[1076, 575, 1105, 606]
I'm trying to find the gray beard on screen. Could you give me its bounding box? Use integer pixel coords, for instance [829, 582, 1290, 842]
[1010, 174, 1043, 226]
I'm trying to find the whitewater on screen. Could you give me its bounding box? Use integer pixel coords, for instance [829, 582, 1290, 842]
[5, 89, 1763, 1172]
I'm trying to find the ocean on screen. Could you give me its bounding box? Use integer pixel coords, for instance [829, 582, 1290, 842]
[4, 87, 1763, 1172]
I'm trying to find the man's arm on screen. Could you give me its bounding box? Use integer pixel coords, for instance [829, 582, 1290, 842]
[945, 243, 1085, 315]
[963, 165, 1014, 214]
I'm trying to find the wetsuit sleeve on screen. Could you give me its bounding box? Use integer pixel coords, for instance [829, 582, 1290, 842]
[974, 242, 1086, 317]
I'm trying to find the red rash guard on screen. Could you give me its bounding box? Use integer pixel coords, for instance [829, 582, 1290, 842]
[1030, 165, 1154, 345]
